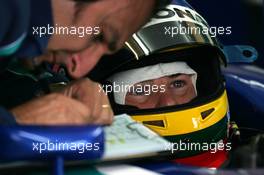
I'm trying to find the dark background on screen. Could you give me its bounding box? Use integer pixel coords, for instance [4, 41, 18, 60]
[188, 0, 263, 67]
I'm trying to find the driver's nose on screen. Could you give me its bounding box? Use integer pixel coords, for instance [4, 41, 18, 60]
[156, 91, 179, 108]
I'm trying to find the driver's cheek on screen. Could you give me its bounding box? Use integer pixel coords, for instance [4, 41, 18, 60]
[156, 92, 178, 108]
[174, 88, 196, 105]
[125, 94, 154, 109]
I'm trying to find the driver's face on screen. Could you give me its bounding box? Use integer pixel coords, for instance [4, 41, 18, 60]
[125, 74, 197, 109]
[46, 0, 156, 78]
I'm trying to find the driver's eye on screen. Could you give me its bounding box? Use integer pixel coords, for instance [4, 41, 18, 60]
[131, 91, 146, 96]
[171, 80, 186, 88]
[128, 89, 146, 96]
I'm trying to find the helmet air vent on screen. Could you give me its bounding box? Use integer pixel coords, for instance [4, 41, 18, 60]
[201, 108, 215, 119]
[143, 120, 165, 127]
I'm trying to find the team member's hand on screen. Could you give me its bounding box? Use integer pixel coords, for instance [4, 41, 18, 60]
[11, 78, 113, 125]
[11, 93, 91, 125]
[60, 78, 114, 125]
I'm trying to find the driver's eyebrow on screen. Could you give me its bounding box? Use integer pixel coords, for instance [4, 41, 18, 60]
[134, 80, 154, 86]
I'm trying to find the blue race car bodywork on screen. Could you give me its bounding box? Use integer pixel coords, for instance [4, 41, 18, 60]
[223, 64, 264, 131]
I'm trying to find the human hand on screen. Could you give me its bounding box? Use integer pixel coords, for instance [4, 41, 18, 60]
[11, 78, 113, 125]
[11, 93, 91, 125]
[60, 78, 114, 125]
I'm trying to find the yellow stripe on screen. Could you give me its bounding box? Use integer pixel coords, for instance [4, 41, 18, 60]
[132, 91, 228, 136]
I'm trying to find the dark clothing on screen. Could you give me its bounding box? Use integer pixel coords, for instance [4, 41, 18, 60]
[0, 0, 53, 124]
[0, 0, 52, 58]
[0, 0, 30, 56]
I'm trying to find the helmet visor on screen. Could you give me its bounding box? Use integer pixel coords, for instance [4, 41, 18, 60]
[125, 3, 220, 59]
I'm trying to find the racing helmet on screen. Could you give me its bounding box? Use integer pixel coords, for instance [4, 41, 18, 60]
[89, 0, 230, 168]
